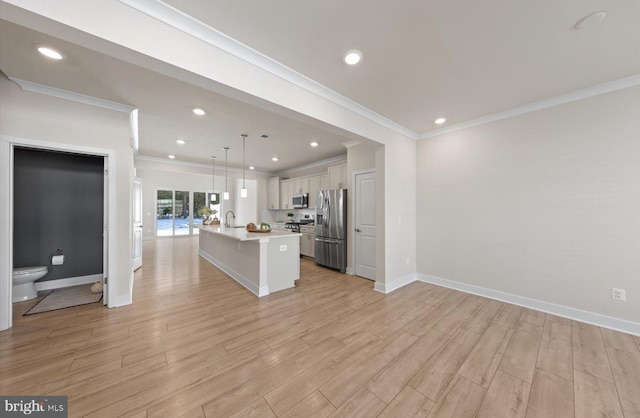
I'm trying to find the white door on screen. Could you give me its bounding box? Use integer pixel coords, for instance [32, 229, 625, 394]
[354, 171, 376, 280]
[132, 177, 143, 271]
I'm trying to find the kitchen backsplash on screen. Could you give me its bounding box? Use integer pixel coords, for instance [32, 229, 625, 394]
[261, 209, 315, 223]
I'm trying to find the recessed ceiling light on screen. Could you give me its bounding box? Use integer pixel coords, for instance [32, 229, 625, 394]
[435, 118, 446, 125]
[168, 154, 176, 159]
[272, 157, 279, 162]
[192, 108, 206, 116]
[37, 47, 63, 60]
[344, 49, 363, 65]
[310, 141, 319, 147]
[176, 139, 186, 145]
[249, 166, 255, 170]
[574, 11, 607, 30]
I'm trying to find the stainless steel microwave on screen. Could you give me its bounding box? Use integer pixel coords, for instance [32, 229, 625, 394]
[292, 193, 308, 208]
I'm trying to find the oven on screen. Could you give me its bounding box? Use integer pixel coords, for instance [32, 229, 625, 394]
[284, 223, 300, 233]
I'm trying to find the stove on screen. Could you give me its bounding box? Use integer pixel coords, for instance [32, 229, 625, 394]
[284, 220, 314, 233]
[284, 223, 300, 233]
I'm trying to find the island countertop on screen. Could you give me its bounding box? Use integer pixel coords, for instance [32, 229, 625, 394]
[198, 225, 302, 242]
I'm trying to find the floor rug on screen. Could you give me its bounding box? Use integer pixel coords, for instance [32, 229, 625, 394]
[24, 284, 102, 315]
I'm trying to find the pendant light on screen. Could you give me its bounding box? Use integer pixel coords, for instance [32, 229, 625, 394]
[223, 147, 230, 200]
[209, 156, 217, 210]
[240, 134, 248, 198]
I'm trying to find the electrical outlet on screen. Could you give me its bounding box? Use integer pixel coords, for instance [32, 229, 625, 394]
[280, 245, 287, 252]
[611, 288, 626, 301]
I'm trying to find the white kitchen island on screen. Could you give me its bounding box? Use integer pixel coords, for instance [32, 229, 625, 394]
[198, 225, 302, 297]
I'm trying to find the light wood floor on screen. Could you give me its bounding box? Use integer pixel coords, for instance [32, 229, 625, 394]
[1, 237, 639, 418]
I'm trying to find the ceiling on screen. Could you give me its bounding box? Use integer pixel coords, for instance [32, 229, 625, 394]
[1, 0, 639, 169]
[0, 20, 355, 173]
[165, 0, 640, 133]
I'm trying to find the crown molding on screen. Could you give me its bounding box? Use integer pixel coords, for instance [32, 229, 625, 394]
[342, 140, 362, 148]
[276, 154, 347, 177]
[9, 77, 136, 113]
[418, 74, 640, 140]
[116, 0, 418, 140]
[135, 154, 270, 176]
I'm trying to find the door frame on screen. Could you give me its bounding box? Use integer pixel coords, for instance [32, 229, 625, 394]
[132, 177, 143, 272]
[351, 168, 376, 280]
[0, 135, 116, 331]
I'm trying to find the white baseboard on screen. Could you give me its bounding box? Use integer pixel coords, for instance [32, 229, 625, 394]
[35, 274, 102, 291]
[345, 267, 354, 275]
[417, 273, 640, 336]
[374, 273, 418, 294]
[198, 249, 266, 297]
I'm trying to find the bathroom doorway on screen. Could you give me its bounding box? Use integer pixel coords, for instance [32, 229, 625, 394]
[13, 147, 105, 291]
[0, 136, 116, 331]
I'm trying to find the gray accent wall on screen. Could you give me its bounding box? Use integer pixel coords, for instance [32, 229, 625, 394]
[13, 148, 104, 282]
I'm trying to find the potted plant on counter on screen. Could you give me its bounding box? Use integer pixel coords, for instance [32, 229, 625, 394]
[199, 207, 219, 225]
[287, 212, 294, 222]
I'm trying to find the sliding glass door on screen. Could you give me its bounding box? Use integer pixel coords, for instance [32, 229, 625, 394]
[156, 190, 222, 237]
[174, 191, 190, 236]
[156, 190, 174, 237]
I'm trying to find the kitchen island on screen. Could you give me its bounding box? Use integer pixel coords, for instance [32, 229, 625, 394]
[198, 225, 302, 296]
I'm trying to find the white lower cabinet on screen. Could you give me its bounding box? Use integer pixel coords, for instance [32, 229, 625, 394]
[300, 226, 315, 258]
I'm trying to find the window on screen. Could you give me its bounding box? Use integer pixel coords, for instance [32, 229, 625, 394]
[174, 191, 190, 236]
[157, 190, 222, 236]
[156, 190, 173, 237]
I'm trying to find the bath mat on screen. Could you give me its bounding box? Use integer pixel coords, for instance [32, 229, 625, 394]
[24, 284, 102, 315]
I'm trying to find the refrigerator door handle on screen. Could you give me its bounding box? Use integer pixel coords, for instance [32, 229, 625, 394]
[323, 195, 329, 229]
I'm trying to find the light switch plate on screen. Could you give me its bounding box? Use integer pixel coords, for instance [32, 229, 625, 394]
[280, 245, 287, 252]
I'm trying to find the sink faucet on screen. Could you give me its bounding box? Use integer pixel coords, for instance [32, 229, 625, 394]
[225, 210, 236, 227]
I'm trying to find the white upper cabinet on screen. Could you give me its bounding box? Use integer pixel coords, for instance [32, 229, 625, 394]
[320, 173, 330, 191]
[341, 163, 349, 189]
[280, 180, 294, 210]
[267, 177, 279, 209]
[307, 174, 327, 208]
[328, 163, 348, 189]
[293, 177, 309, 195]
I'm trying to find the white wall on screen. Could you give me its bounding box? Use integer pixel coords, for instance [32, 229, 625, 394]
[416, 86, 640, 326]
[135, 158, 267, 238]
[233, 177, 258, 226]
[382, 137, 417, 288]
[0, 75, 134, 318]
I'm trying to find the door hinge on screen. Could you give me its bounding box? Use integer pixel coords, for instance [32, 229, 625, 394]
[104, 169, 108, 176]
[103, 277, 108, 284]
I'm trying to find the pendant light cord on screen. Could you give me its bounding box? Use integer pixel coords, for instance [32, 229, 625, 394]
[211, 156, 215, 198]
[241, 134, 247, 188]
[224, 147, 229, 194]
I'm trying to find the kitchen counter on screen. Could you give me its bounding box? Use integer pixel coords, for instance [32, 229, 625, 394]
[198, 225, 301, 241]
[197, 225, 301, 296]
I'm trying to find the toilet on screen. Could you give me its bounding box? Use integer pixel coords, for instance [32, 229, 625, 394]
[12, 266, 48, 302]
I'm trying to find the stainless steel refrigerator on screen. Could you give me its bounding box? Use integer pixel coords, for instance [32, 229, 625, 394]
[315, 189, 347, 273]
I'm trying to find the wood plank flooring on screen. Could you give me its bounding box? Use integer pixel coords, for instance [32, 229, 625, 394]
[1, 236, 639, 417]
